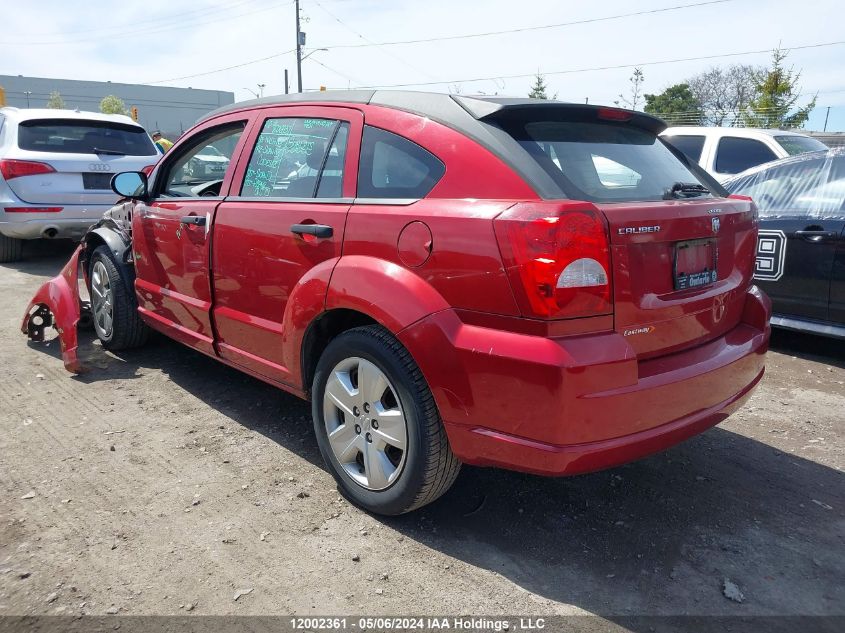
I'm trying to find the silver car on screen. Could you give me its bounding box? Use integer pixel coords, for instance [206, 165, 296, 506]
[0, 107, 159, 262]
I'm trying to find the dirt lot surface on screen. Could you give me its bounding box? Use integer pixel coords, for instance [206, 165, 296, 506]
[1, 241, 843, 624]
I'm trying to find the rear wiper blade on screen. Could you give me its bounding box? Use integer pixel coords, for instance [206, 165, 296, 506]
[92, 147, 125, 155]
[663, 181, 711, 199]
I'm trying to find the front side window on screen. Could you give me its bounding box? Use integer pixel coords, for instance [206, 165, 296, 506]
[158, 122, 245, 198]
[715, 137, 778, 175]
[17, 119, 157, 156]
[241, 118, 347, 198]
[726, 153, 845, 218]
[501, 120, 708, 203]
[358, 126, 445, 199]
[662, 135, 706, 163]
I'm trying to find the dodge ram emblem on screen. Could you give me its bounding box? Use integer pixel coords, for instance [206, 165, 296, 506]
[712, 217, 720, 234]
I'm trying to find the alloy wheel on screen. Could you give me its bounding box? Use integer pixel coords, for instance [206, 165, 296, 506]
[90, 260, 114, 338]
[322, 357, 408, 491]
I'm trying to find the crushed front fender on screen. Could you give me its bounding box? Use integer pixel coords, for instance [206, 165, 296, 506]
[21, 245, 86, 373]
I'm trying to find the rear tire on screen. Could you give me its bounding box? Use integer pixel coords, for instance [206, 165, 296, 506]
[0, 235, 23, 263]
[89, 245, 149, 350]
[312, 325, 461, 515]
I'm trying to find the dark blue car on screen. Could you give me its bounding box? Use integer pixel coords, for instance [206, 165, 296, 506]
[725, 147, 845, 339]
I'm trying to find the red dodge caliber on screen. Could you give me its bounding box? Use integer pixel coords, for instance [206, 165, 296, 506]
[23, 92, 771, 515]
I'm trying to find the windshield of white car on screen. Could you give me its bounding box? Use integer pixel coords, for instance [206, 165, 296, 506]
[775, 135, 828, 156]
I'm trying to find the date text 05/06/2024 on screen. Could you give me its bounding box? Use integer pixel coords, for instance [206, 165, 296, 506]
[289, 617, 548, 631]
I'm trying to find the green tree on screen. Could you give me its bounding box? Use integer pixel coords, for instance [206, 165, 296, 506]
[528, 72, 556, 99]
[100, 95, 128, 116]
[741, 49, 816, 129]
[46, 91, 66, 109]
[644, 83, 703, 125]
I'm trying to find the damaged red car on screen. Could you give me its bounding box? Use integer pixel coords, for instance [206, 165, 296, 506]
[22, 92, 771, 515]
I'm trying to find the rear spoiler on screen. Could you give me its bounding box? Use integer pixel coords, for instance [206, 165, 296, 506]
[451, 96, 667, 135]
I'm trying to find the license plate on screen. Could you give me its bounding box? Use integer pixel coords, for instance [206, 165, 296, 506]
[674, 239, 717, 290]
[82, 173, 112, 190]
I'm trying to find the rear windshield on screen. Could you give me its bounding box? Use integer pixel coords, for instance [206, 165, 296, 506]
[500, 120, 710, 202]
[774, 135, 827, 156]
[17, 119, 157, 156]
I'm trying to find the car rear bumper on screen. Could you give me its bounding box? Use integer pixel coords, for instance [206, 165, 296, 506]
[399, 285, 771, 476]
[0, 204, 112, 239]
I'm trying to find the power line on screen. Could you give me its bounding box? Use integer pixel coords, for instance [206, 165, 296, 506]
[311, 0, 439, 81]
[356, 40, 845, 89]
[144, 49, 297, 85]
[0, 0, 293, 46]
[305, 57, 365, 87]
[316, 0, 734, 50]
[9, 0, 259, 39]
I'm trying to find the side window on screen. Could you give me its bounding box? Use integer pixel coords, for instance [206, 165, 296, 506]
[715, 137, 778, 175]
[358, 126, 445, 199]
[727, 156, 831, 217]
[241, 118, 347, 198]
[158, 122, 245, 198]
[663, 135, 706, 163]
[316, 123, 348, 198]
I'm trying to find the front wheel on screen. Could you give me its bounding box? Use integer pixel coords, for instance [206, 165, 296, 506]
[89, 245, 149, 350]
[312, 325, 460, 515]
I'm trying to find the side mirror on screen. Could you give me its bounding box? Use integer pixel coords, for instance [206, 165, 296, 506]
[111, 171, 148, 199]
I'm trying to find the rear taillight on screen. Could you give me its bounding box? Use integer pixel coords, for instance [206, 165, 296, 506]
[141, 164, 156, 176]
[494, 202, 612, 319]
[0, 159, 56, 180]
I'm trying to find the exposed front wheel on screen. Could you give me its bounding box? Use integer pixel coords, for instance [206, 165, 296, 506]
[89, 245, 149, 350]
[312, 325, 460, 515]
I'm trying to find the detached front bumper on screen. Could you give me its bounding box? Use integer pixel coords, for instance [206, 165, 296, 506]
[399, 286, 772, 476]
[20, 245, 86, 373]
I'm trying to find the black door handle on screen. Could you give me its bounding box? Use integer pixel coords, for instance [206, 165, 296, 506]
[180, 215, 206, 226]
[795, 230, 836, 242]
[291, 223, 332, 238]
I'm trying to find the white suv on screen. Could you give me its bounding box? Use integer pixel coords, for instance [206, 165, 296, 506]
[660, 126, 827, 183]
[0, 108, 159, 262]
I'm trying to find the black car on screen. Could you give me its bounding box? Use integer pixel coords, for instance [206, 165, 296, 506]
[724, 147, 845, 339]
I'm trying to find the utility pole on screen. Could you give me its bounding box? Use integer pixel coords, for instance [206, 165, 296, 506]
[284, 69, 289, 95]
[295, 0, 303, 93]
[823, 106, 830, 132]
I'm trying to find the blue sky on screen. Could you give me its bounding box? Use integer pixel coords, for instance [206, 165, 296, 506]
[2, 0, 843, 131]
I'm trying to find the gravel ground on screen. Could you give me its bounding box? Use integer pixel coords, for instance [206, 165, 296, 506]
[1, 240, 843, 624]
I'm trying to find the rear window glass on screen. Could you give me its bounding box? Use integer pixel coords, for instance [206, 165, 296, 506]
[714, 137, 778, 175]
[358, 126, 445, 199]
[501, 120, 709, 203]
[726, 153, 845, 218]
[662, 135, 706, 162]
[774, 135, 827, 156]
[17, 119, 157, 156]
